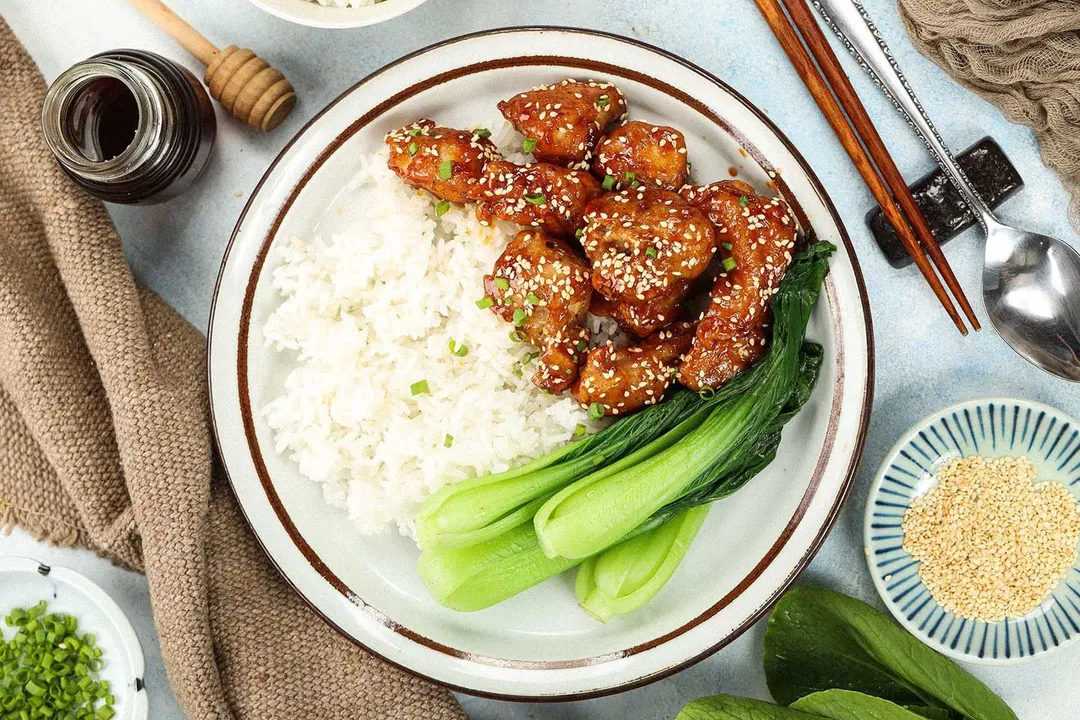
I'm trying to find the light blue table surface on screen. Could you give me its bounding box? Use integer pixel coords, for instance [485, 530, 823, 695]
[3, 0, 1079, 717]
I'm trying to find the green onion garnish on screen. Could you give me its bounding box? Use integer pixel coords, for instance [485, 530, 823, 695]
[524, 193, 546, 205]
[408, 127, 422, 136]
[476, 296, 495, 309]
[645, 246, 658, 258]
[494, 277, 510, 291]
[597, 95, 610, 108]
[438, 160, 453, 179]
[444, 434, 454, 448]
[588, 402, 606, 420]
[738, 194, 749, 207]
[722, 242, 733, 250]
[698, 387, 716, 399]
[435, 200, 451, 217]
[0, 601, 114, 720]
[522, 137, 538, 153]
[722, 257, 738, 272]
[576, 227, 585, 239]
[522, 350, 541, 364]
[509, 330, 525, 343]
[407, 142, 418, 156]
[624, 171, 635, 183]
[574, 423, 587, 437]
[575, 340, 588, 352]
[411, 379, 430, 396]
[474, 127, 491, 138]
[448, 340, 469, 357]
[602, 175, 616, 191]
[513, 308, 528, 326]
[526, 292, 542, 305]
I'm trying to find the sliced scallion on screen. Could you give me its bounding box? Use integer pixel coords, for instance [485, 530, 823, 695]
[722, 257, 738, 272]
[444, 434, 454, 448]
[438, 160, 453, 180]
[448, 340, 469, 357]
[738, 194, 749, 207]
[722, 242, 733, 251]
[513, 308, 528, 326]
[476, 296, 495, 309]
[526, 292, 542, 305]
[524, 193, 546, 205]
[435, 200, 451, 217]
[408, 127, 423, 136]
[574, 423, 587, 437]
[494, 277, 510, 291]
[411, 379, 430, 396]
[588, 402, 606, 420]
[509, 330, 525, 343]
[407, 142, 418, 156]
[522, 137, 538, 153]
[473, 127, 492, 138]
[645, 246, 658, 259]
[602, 175, 616, 191]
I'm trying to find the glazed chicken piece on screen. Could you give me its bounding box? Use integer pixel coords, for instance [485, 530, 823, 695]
[497, 80, 628, 170]
[677, 181, 798, 391]
[483, 230, 593, 394]
[385, 119, 501, 203]
[581, 188, 716, 337]
[477, 161, 603, 238]
[593, 121, 689, 192]
[572, 321, 695, 417]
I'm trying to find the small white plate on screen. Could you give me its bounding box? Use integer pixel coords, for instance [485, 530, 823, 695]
[0, 557, 148, 720]
[245, 0, 429, 29]
[866, 398, 1080, 665]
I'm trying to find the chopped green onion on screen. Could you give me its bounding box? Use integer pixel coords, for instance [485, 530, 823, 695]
[473, 127, 492, 138]
[509, 330, 525, 343]
[575, 227, 585, 239]
[526, 292, 542, 305]
[597, 95, 610, 108]
[588, 402, 606, 420]
[624, 171, 636, 184]
[494, 277, 510, 291]
[408, 127, 423, 136]
[722, 242, 733, 251]
[522, 137, 538, 153]
[522, 350, 541, 364]
[435, 200, 451, 217]
[738, 194, 749, 207]
[444, 434, 454, 448]
[602, 175, 616, 191]
[722, 257, 738, 272]
[645, 246, 658, 259]
[574, 423, 588, 437]
[407, 142, 418, 156]
[698, 387, 716, 399]
[411, 379, 430, 396]
[438, 160, 453, 179]
[448, 340, 469, 357]
[575, 340, 588, 352]
[476, 296, 495, 309]
[513, 308, 528, 326]
[524, 193, 546, 205]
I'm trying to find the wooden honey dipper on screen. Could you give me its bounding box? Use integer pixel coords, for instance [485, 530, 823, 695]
[125, 0, 296, 132]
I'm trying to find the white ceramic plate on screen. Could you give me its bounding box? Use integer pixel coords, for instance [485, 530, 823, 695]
[208, 27, 874, 699]
[0, 557, 148, 720]
[245, 0, 429, 29]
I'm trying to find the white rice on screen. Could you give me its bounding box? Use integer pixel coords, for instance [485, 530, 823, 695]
[262, 150, 595, 539]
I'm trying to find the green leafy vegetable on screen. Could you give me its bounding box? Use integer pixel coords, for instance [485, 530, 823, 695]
[764, 588, 1018, 720]
[676, 694, 823, 720]
[522, 137, 538, 153]
[791, 690, 932, 720]
[533, 243, 834, 560]
[576, 505, 709, 622]
[417, 522, 581, 611]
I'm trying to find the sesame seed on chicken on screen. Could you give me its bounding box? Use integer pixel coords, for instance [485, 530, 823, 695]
[677, 181, 798, 392]
[593, 121, 689, 192]
[477, 161, 603, 239]
[385, 119, 502, 204]
[497, 79, 627, 170]
[572, 321, 695, 417]
[483, 230, 593, 394]
[581, 188, 716, 338]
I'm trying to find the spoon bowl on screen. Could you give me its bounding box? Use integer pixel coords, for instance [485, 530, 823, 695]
[984, 223, 1080, 381]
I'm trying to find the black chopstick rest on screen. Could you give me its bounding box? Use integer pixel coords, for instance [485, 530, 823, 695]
[866, 137, 1023, 268]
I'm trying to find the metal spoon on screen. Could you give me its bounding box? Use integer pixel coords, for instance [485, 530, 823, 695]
[811, 0, 1080, 381]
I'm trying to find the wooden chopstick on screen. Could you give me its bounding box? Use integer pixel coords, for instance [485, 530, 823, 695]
[781, 0, 980, 332]
[752, 0, 970, 335]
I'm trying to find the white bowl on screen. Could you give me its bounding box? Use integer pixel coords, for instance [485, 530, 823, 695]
[208, 27, 874, 699]
[245, 0, 429, 29]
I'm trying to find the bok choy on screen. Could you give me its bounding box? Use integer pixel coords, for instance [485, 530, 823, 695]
[534, 242, 834, 560]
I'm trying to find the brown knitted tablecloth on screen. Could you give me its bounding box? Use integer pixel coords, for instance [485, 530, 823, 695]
[0, 17, 465, 720]
[898, 0, 1080, 230]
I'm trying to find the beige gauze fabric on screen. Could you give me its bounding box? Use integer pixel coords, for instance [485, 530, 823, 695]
[897, 0, 1080, 230]
[0, 18, 466, 720]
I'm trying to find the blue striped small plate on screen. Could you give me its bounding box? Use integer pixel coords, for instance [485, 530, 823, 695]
[865, 398, 1080, 665]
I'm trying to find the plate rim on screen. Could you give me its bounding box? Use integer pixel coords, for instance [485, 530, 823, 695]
[207, 25, 876, 700]
[864, 396, 1080, 666]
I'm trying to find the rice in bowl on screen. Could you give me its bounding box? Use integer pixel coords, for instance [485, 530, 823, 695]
[262, 151, 593, 538]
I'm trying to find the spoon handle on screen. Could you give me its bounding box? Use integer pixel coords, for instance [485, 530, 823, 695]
[809, 0, 999, 230]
